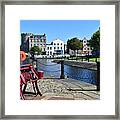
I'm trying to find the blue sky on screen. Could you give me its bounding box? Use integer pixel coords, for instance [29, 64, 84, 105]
[20, 20, 100, 43]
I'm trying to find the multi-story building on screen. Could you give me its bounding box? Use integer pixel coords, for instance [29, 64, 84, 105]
[82, 37, 92, 55]
[21, 33, 91, 56]
[29, 34, 46, 54]
[68, 37, 92, 56]
[46, 39, 64, 56]
[46, 44, 54, 56]
[21, 33, 46, 54]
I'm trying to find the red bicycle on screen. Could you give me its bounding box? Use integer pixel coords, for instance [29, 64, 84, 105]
[20, 64, 42, 100]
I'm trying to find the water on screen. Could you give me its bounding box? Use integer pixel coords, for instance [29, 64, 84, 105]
[37, 59, 97, 85]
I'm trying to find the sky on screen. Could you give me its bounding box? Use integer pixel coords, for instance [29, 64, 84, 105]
[20, 20, 100, 44]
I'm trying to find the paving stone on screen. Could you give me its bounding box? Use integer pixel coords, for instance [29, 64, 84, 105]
[24, 78, 100, 100]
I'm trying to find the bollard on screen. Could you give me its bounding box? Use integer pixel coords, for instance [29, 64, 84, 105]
[97, 62, 100, 91]
[60, 60, 65, 79]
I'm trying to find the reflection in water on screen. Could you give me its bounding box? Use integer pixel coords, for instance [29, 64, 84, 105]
[64, 65, 97, 85]
[37, 59, 97, 85]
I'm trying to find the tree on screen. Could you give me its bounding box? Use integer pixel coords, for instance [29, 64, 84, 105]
[67, 37, 82, 55]
[89, 28, 100, 52]
[30, 46, 42, 55]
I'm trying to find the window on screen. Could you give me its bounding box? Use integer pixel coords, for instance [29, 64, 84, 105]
[61, 43, 62, 45]
[30, 36, 33, 38]
[54, 43, 56, 45]
[43, 39, 46, 42]
[54, 47, 56, 49]
[57, 43, 59, 45]
[50, 47, 52, 50]
[47, 47, 49, 50]
[50, 51, 52, 55]
[61, 47, 62, 49]
[57, 47, 59, 49]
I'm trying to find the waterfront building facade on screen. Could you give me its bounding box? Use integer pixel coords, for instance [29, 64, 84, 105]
[46, 44, 54, 55]
[46, 39, 64, 56]
[68, 37, 92, 56]
[21, 33, 91, 56]
[21, 33, 46, 54]
[82, 37, 92, 55]
[29, 34, 46, 54]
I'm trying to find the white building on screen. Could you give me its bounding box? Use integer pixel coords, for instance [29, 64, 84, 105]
[28, 33, 46, 54]
[46, 44, 54, 56]
[82, 37, 92, 55]
[46, 39, 64, 56]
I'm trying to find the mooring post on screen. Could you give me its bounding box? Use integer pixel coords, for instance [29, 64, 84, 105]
[97, 62, 100, 91]
[60, 60, 65, 79]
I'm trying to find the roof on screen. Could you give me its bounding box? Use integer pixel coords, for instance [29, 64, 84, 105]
[52, 39, 64, 43]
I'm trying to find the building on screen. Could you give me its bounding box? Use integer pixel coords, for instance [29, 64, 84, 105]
[46, 44, 54, 56]
[64, 44, 67, 54]
[21, 33, 47, 54]
[29, 33, 46, 54]
[20, 33, 30, 53]
[46, 39, 64, 56]
[82, 37, 92, 55]
[68, 37, 92, 56]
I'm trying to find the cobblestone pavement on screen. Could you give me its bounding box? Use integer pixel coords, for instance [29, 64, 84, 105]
[24, 78, 100, 100]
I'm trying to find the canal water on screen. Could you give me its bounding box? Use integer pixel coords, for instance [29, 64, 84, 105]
[37, 59, 97, 85]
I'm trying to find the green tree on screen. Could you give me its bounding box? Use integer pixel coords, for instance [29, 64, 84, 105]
[30, 46, 42, 55]
[89, 28, 100, 52]
[67, 37, 82, 55]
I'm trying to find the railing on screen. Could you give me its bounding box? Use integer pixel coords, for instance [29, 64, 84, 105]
[68, 55, 100, 63]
